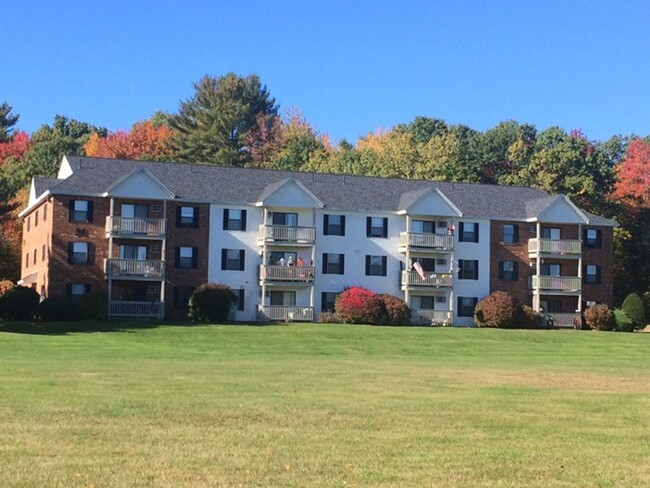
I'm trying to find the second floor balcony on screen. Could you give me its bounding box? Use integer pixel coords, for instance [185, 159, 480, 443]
[528, 238, 581, 258]
[259, 265, 315, 284]
[106, 216, 166, 238]
[529, 275, 582, 293]
[401, 270, 453, 288]
[258, 224, 316, 245]
[104, 258, 165, 280]
[399, 232, 454, 252]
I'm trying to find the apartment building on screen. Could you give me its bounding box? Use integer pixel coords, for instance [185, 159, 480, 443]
[19, 155, 616, 326]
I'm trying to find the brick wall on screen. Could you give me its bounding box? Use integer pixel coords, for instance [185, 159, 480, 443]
[582, 226, 614, 306]
[20, 198, 53, 298]
[489, 221, 533, 304]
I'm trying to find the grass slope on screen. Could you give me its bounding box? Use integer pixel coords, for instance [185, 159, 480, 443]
[0, 323, 648, 487]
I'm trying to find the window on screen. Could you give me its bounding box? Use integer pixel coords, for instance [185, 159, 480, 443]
[503, 224, 519, 244]
[412, 220, 435, 234]
[173, 286, 195, 310]
[32, 249, 36, 266]
[67, 242, 93, 264]
[235, 289, 245, 311]
[419, 296, 435, 310]
[459, 222, 479, 242]
[35, 210, 38, 227]
[540, 300, 562, 313]
[42, 244, 46, 261]
[321, 292, 340, 313]
[26, 216, 30, 231]
[122, 203, 148, 219]
[223, 209, 247, 231]
[120, 245, 147, 260]
[25, 253, 29, 268]
[270, 290, 296, 306]
[323, 214, 345, 236]
[499, 261, 519, 281]
[176, 246, 198, 269]
[366, 217, 388, 238]
[436, 258, 448, 267]
[268, 251, 296, 265]
[584, 228, 602, 248]
[221, 249, 245, 271]
[322, 253, 344, 274]
[176, 206, 199, 227]
[458, 259, 479, 280]
[43, 204, 47, 221]
[541, 263, 561, 276]
[457, 297, 478, 317]
[541, 227, 561, 240]
[69, 200, 93, 222]
[584, 264, 601, 284]
[365, 255, 387, 276]
[272, 212, 298, 226]
[67, 283, 90, 305]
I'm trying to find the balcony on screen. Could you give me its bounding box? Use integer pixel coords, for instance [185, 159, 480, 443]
[108, 301, 164, 319]
[529, 275, 581, 293]
[528, 238, 581, 258]
[257, 305, 314, 322]
[257, 225, 316, 245]
[106, 216, 166, 238]
[259, 265, 315, 284]
[399, 232, 454, 252]
[543, 313, 580, 328]
[402, 270, 453, 288]
[104, 258, 165, 280]
[411, 309, 452, 326]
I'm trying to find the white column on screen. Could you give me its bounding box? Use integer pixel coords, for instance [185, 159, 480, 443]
[404, 214, 411, 308]
[534, 222, 542, 312]
[160, 200, 167, 318]
[577, 223, 583, 313]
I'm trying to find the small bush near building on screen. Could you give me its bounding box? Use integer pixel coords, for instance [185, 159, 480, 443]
[520, 305, 542, 329]
[474, 291, 519, 328]
[381, 294, 411, 325]
[335, 287, 386, 325]
[317, 311, 340, 324]
[621, 292, 645, 329]
[188, 283, 237, 323]
[584, 304, 614, 331]
[0, 280, 15, 298]
[77, 293, 108, 321]
[36, 296, 77, 321]
[0, 286, 40, 321]
[613, 309, 635, 333]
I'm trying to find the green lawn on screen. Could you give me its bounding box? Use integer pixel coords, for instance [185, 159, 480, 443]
[0, 323, 648, 487]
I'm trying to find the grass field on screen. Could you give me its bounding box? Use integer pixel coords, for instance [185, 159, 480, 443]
[0, 322, 648, 487]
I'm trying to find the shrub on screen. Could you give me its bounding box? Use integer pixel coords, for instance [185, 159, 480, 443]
[0, 286, 40, 320]
[334, 287, 385, 325]
[584, 304, 614, 331]
[36, 296, 77, 321]
[188, 283, 237, 322]
[613, 309, 635, 333]
[621, 292, 645, 329]
[381, 294, 411, 325]
[317, 311, 340, 324]
[643, 291, 650, 323]
[0, 280, 15, 298]
[519, 305, 542, 329]
[573, 314, 587, 330]
[77, 293, 108, 321]
[474, 291, 519, 328]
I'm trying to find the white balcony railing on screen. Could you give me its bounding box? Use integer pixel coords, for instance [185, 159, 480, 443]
[108, 301, 164, 318]
[528, 238, 581, 256]
[530, 275, 582, 292]
[106, 216, 166, 237]
[260, 265, 315, 283]
[544, 313, 580, 328]
[104, 259, 165, 279]
[402, 270, 453, 287]
[411, 309, 453, 325]
[399, 232, 454, 250]
[257, 305, 314, 321]
[258, 225, 316, 244]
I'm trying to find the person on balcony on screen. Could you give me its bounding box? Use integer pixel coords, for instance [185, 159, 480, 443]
[287, 256, 294, 266]
[296, 256, 305, 267]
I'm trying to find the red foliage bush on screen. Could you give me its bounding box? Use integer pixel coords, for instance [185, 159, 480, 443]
[474, 291, 519, 328]
[381, 294, 411, 325]
[0, 280, 15, 298]
[519, 305, 542, 329]
[335, 287, 385, 325]
[584, 304, 614, 331]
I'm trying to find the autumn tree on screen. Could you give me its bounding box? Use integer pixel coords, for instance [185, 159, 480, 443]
[0, 131, 30, 166]
[170, 73, 279, 166]
[611, 138, 650, 208]
[84, 120, 174, 160]
[0, 102, 20, 143]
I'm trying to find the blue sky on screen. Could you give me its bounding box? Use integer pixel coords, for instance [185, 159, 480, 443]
[4, 0, 650, 142]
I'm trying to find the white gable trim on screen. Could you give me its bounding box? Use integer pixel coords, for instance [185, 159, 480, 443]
[534, 195, 589, 224]
[104, 167, 176, 199]
[398, 187, 463, 217]
[255, 178, 324, 208]
[57, 155, 74, 179]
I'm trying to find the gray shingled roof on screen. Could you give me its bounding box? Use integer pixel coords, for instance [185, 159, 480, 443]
[40, 155, 616, 225]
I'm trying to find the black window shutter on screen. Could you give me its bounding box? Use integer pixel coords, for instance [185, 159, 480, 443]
[239, 250, 245, 271]
[173, 287, 179, 308]
[382, 218, 388, 238]
[366, 217, 372, 237]
[68, 200, 74, 222]
[472, 298, 478, 310]
[459, 222, 465, 242]
[237, 289, 245, 311]
[241, 210, 247, 231]
[458, 259, 463, 279]
[67, 242, 74, 264]
[513, 225, 519, 243]
[322, 254, 328, 274]
[87, 243, 95, 264]
[223, 209, 229, 230]
[341, 215, 346, 236]
[321, 292, 327, 312]
[596, 265, 602, 284]
[382, 256, 387, 276]
[192, 247, 198, 268]
[340, 254, 345, 274]
[176, 206, 182, 227]
[513, 261, 519, 281]
[499, 261, 504, 280]
[84, 284, 91, 293]
[193, 207, 199, 228]
[175, 247, 181, 267]
[87, 201, 94, 223]
[365, 255, 370, 275]
[474, 260, 479, 280]
[457, 296, 462, 315]
[66, 283, 72, 297]
[583, 228, 588, 243]
[596, 229, 602, 247]
[323, 215, 330, 235]
[475, 223, 479, 243]
[221, 249, 227, 270]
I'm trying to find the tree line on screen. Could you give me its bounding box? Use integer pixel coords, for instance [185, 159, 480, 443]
[1, 73, 648, 303]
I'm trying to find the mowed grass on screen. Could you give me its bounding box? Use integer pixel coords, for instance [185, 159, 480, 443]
[0, 323, 649, 487]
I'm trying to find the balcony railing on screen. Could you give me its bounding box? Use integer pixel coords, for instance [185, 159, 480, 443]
[528, 238, 581, 256]
[530, 275, 581, 292]
[411, 309, 453, 326]
[544, 313, 580, 328]
[402, 270, 453, 287]
[399, 232, 454, 251]
[257, 305, 314, 322]
[258, 225, 316, 244]
[108, 301, 164, 318]
[106, 216, 166, 237]
[260, 265, 315, 283]
[104, 258, 165, 279]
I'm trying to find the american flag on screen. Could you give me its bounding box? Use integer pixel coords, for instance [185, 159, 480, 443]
[413, 261, 426, 280]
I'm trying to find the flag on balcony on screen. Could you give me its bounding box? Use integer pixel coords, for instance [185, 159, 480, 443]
[413, 260, 426, 280]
